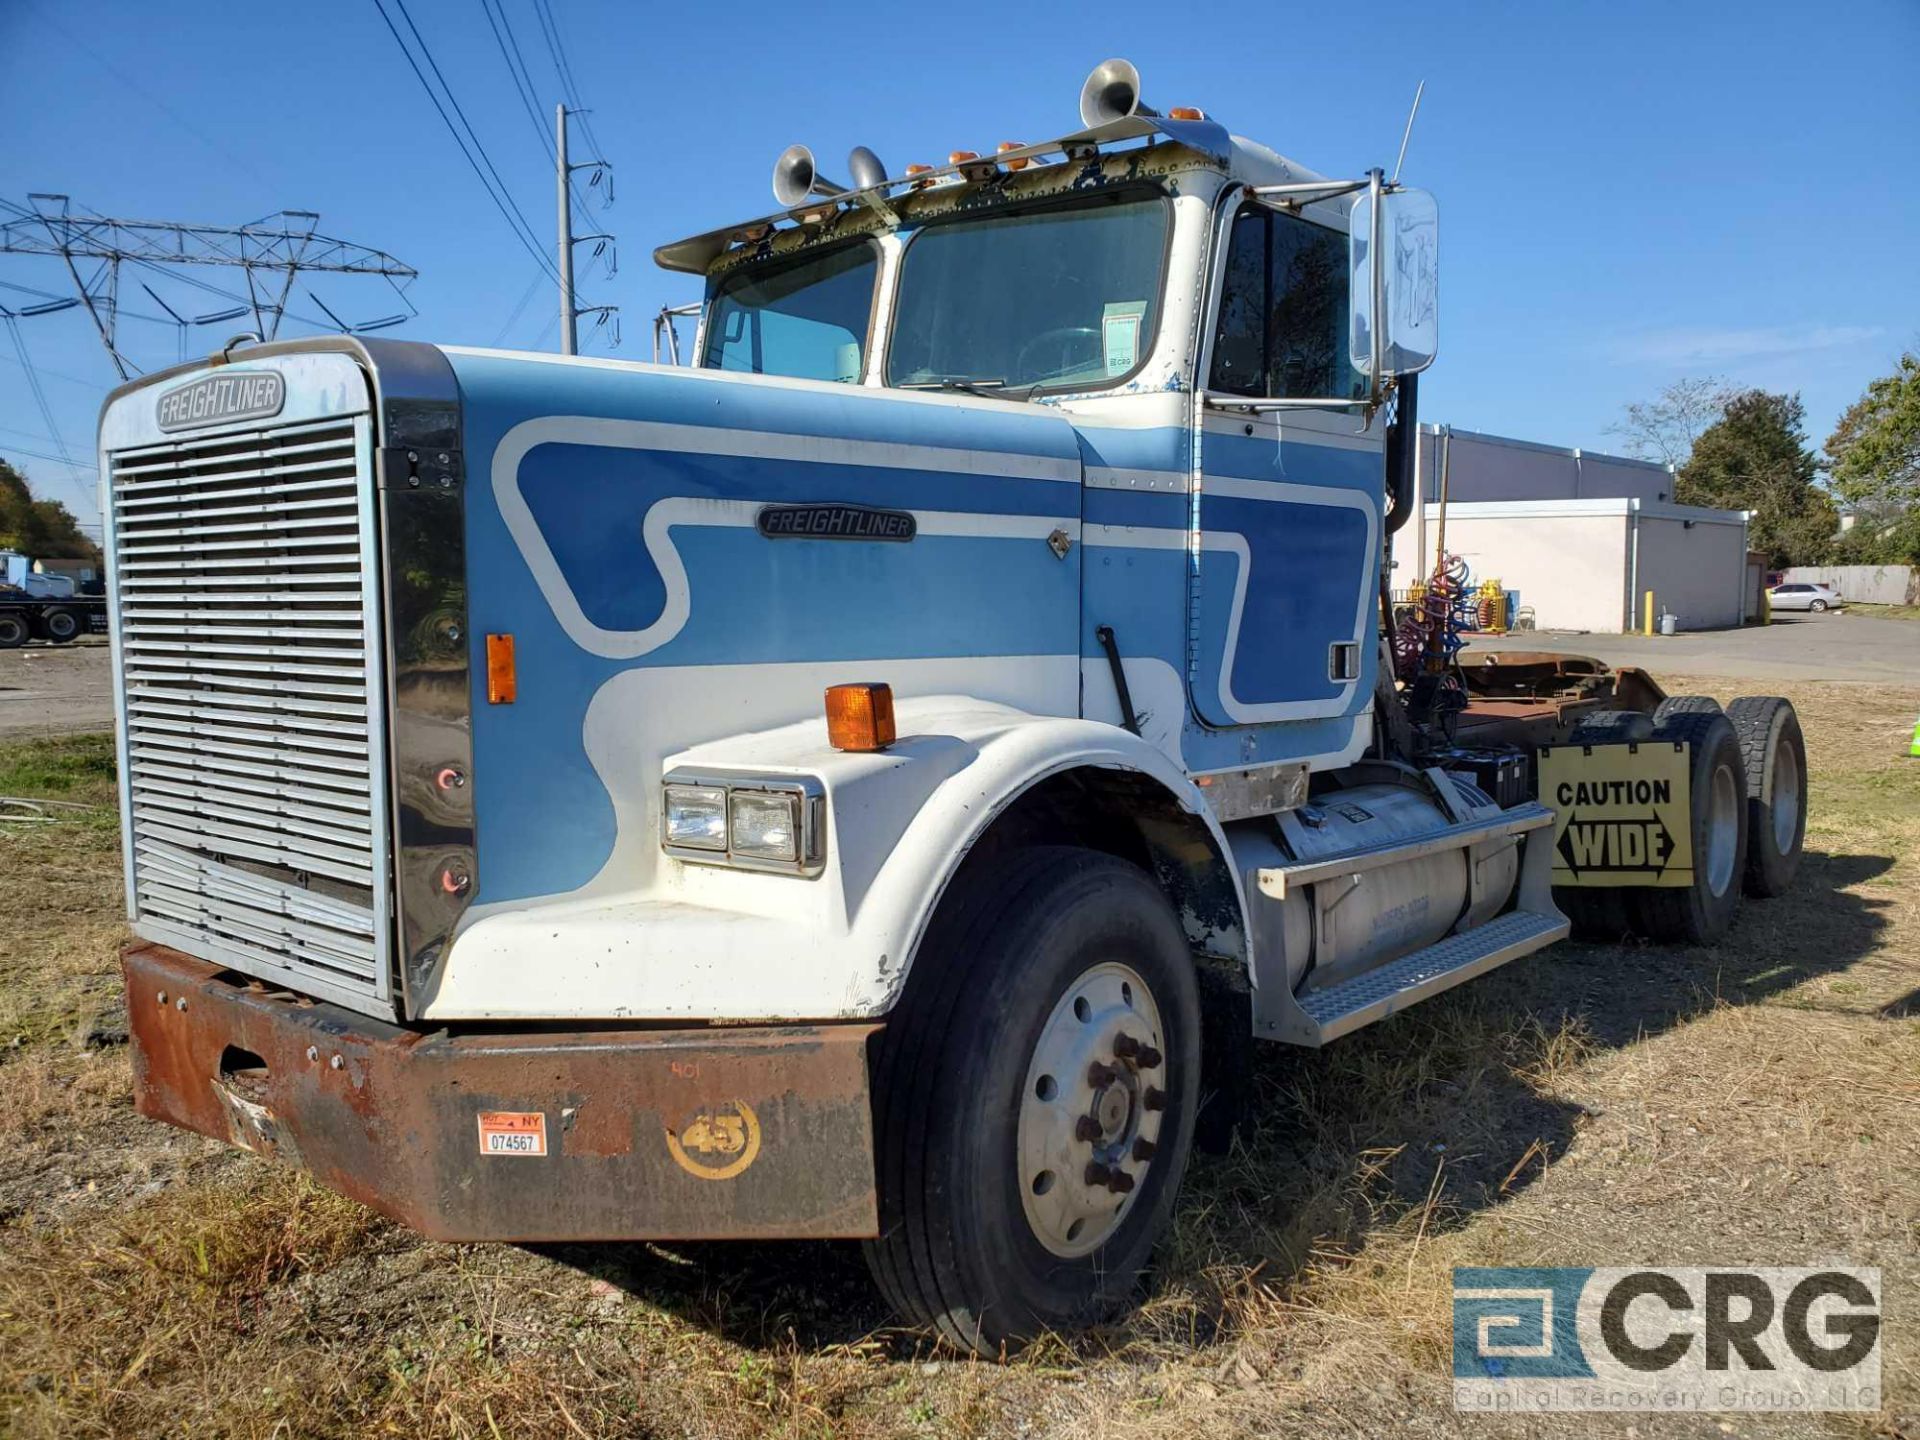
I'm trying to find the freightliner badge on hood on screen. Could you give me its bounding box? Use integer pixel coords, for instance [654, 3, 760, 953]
[155, 370, 286, 432]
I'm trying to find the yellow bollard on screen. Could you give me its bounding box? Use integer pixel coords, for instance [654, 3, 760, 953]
[1644, 590, 1655, 636]
[1910, 715, 1920, 759]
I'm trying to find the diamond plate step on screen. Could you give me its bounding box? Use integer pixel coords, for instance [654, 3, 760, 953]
[1294, 910, 1569, 1044]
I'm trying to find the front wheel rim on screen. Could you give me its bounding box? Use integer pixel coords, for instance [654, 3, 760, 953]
[1017, 961, 1168, 1259]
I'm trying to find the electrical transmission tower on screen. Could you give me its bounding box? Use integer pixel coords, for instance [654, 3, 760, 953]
[0, 194, 419, 379]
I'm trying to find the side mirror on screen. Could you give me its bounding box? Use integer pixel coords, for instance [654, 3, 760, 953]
[1350, 185, 1439, 379]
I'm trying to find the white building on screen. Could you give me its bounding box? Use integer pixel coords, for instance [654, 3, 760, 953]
[1406, 426, 1755, 633]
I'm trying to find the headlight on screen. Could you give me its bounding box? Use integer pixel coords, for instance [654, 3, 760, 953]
[663, 784, 728, 850]
[660, 771, 824, 876]
[729, 789, 800, 862]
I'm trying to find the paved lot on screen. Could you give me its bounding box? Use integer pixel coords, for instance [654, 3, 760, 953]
[1464, 609, 1920, 685]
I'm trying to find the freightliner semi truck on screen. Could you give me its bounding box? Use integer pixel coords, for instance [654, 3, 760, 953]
[103, 60, 1809, 1354]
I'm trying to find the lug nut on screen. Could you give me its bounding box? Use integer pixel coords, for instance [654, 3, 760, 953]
[1133, 1138, 1157, 1162]
[1106, 1168, 1136, 1194]
[1075, 1115, 1103, 1142]
[1135, 1045, 1163, 1069]
[1143, 1087, 1167, 1112]
[1086, 1061, 1117, 1087]
[1084, 1161, 1111, 1187]
[1113, 1034, 1141, 1060]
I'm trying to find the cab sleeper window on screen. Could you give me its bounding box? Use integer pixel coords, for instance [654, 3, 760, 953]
[1210, 205, 1365, 401]
[702, 241, 878, 383]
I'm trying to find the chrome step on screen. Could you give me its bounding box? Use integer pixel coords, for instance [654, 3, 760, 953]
[1286, 909, 1569, 1044]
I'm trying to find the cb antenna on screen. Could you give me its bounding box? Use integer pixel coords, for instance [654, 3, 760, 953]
[1392, 79, 1426, 185]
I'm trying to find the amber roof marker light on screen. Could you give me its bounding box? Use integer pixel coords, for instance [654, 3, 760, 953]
[826, 683, 897, 753]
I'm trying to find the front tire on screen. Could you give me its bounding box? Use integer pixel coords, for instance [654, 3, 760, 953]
[864, 846, 1201, 1355]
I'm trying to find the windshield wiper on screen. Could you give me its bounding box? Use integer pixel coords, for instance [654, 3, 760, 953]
[896, 377, 1040, 402]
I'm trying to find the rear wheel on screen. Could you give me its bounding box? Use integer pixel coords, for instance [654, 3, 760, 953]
[0, 611, 26, 649]
[1809, 598, 1828, 612]
[1653, 695, 1721, 723]
[1726, 697, 1806, 898]
[864, 846, 1200, 1355]
[1567, 709, 1653, 744]
[1633, 710, 1748, 944]
[41, 607, 80, 644]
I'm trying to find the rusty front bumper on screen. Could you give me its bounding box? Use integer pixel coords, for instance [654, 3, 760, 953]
[125, 944, 880, 1241]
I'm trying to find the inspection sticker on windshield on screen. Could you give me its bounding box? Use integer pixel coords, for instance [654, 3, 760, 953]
[477, 1110, 547, 1156]
[1538, 741, 1693, 888]
[1103, 301, 1146, 376]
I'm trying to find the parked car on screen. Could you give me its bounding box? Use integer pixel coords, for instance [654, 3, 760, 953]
[1768, 581, 1845, 613]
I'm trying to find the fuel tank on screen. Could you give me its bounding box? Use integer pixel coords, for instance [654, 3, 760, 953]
[1229, 776, 1522, 995]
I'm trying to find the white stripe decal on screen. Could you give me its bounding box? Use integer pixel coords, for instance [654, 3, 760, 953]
[493, 418, 1076, 660]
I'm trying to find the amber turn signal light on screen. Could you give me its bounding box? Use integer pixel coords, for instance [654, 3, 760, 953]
[1168, 105, 1207, 121]
[486, 633, 516, 705]
[826, 683, 896, 752]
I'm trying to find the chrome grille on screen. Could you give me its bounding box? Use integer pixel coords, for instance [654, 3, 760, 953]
[108, 414, 393, 1013]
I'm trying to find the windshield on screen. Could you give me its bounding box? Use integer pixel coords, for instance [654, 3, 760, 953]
[701, 241, 878, 383]
[886, 191, 1169, 393]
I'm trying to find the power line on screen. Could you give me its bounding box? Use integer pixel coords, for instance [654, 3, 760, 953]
[535, 0, 602, 159]
[0, 348, 109, 392]
[370, 0, 559, 286]
[1, 313, 96, 514]
[3, 442, 98, 475]
[480, 0, 553, 164]
[479, 0, 603, 281]
[491, 266, 545, 346]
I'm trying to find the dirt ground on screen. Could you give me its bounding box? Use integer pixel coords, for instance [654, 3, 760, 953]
[0, 638, 114, 739]
[0, 675, 1915, 1439]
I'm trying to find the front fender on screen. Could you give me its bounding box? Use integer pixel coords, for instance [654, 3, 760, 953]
[423, 696, 1247, 1021]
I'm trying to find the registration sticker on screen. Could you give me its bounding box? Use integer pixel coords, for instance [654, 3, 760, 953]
[477, 1110, 547, 1156]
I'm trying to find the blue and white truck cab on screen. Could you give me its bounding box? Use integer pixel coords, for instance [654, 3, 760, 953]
[102, 60, 1808, 1353]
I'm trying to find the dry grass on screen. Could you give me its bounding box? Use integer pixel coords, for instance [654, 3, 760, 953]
[0, 681, 1916, 1439]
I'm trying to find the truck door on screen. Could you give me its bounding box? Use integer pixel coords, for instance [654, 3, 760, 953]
[1189, 200, 1381, 730]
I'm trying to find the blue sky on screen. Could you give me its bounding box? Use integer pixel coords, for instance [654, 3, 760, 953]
[3, 0, 1916, 537]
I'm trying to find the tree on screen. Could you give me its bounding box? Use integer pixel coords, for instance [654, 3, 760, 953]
[1607, 376, 1736, 466]
[1676, 390, 1835, 567]
[1825, 353, 1920, 564]
[0, 459, 100, 563]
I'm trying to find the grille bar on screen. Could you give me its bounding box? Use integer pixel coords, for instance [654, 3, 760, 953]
[109, 410, 394, 1014]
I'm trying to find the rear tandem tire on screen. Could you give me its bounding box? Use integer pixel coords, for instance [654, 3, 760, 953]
[42, 607, 80, 644]
[1725, 697, 1807, 898]
[0, 611, 27, 649]
[864, 845, 1201, 1356]
[1632, 710, 1749, 945]
[1652, 695, 1721, 723]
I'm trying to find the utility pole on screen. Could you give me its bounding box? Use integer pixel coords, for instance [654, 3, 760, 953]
[556, 102, 576, 356]
[556, 104, 617, 356]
